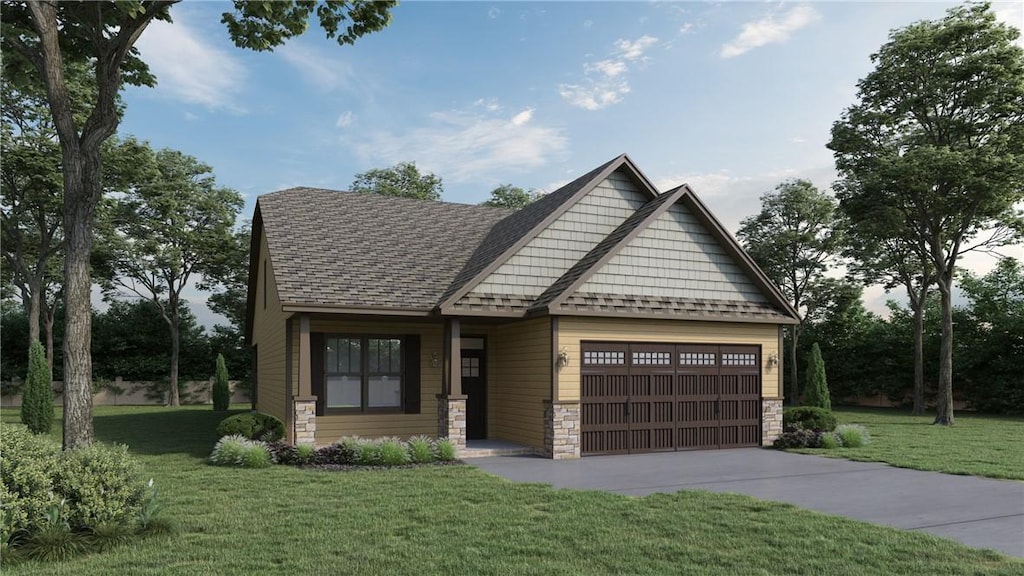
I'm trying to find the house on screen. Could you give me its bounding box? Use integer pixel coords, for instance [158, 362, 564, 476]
[246, 155, 799, 458]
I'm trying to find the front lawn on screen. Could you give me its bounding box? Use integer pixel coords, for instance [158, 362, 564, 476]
[2, 406, 1022, 575]
[793, 407, 1024, 480]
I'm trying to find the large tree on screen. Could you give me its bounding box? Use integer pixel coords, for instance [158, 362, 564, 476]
[482, 184, 536, 209]
[829, 2, 1024, 425]
[96, 146, 243, 406]
[1, 0, 396, 449]
[351, 161, 443, 201]
[737, 179, 841, 402]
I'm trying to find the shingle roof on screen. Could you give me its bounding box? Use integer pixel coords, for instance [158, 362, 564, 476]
[556, 293, 795, 322]
[258, 188, 512, 310]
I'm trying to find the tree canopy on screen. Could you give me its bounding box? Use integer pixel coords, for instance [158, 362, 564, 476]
[351, 161, 444, 201]
[828, 2, 1024, 425]
[482, 184, 536, 209]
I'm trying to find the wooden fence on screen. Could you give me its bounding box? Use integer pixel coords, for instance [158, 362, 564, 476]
[1, 376, 251, 408]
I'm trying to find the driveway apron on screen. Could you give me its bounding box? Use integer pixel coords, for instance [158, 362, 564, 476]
[470, 449, 1024, 557]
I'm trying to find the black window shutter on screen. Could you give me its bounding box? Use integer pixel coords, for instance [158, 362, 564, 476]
[310, 332, 325, 416]
[403, 335, 421, 414]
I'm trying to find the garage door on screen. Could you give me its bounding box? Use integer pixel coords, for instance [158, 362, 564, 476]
[580, 342, 761, 456]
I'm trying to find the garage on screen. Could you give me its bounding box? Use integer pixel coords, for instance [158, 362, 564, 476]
[580, 342, 761, 456]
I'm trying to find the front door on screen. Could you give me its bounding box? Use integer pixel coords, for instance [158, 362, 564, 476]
[461, 348, 486, 440]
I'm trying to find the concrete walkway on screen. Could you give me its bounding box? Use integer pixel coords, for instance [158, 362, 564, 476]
[471, 449, 1024, 557]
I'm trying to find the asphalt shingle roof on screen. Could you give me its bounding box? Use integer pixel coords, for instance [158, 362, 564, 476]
[258, 188, 512, 310]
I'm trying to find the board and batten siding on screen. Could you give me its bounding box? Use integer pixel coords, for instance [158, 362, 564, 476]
[578, 203, 768, 303]
[250, 233, 288, 426]
[557, 317, 781, 401]
[298, 319, 444, 444]
[487, 318, 551, 451]
[466, 169, 648, 299]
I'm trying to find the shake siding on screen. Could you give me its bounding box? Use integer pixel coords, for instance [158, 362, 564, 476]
[557, 317, 781, 401]
[468, 171, 647, 298]
[250, 234, 287, 425]
[488, 318, 551, 451]
[578, 203, 767, 302]
[301, 319, 443, 443]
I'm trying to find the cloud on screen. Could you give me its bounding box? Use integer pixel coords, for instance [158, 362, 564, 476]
[488, 6, 501, 19]
[473, 97, 502, 112]
[679, 22, 696, 35]
[277, 42, 355, 92]
[134, 14, 245, 110]
[351, 106, 568, 183]
[993, 2, 1024, 48]
[583, 19, 593, 28]
[560, 35, 658, 110]
[720, 5, 821, 58]
[336, 111, 355, 128]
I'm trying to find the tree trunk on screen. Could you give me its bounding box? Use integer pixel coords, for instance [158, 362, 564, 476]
[26, 280, 42, 346]
[44, 300, 55, 379]
[911, 293, 926, 415]
[61, 152, 100, 450]
[788, 324, 800, 404]
[168, 303, 181, 407]
[933, 274, 955, 426]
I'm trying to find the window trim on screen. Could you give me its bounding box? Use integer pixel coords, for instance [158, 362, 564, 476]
[323, 334, 405, 415]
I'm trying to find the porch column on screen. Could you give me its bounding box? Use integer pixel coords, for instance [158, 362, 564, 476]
[294, 314, 317, 446]
[437, 317, 466, 450]
[544, 400, 581, 459]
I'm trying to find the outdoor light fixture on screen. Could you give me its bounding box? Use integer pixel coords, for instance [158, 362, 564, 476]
[557, 347, 570, 368]
[430, 352, 439, 368]
[767, 353, 779, 368]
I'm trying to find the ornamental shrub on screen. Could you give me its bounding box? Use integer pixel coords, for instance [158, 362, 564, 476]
[0, 425, 61, 537]
[835, 424, 871, 448]
[820, 432, 842, 449]
[212, 353, 230, 412]
[772, 428, 824, 449]
[379, 438, 410, 466]
[315, 442, 355, 466]
[407, 435, 435, 464]
[802, 343, 831, 411]
[783, 406, 837, 432]
[20, 341, 54, 435]
[53, 444, 146, 528]
[215, 412, 284, 442]
[434, 438, 458, 462]
[355, 439, 383, 466]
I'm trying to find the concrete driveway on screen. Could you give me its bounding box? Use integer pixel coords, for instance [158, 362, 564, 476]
[471, 449, 1024, 557]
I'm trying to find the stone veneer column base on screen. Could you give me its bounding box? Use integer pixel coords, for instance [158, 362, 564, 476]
[762, 398, 783, 446]
[436, 395, 467, 452]
[544, 400, 580, 459]
[294, 396, 317, 446]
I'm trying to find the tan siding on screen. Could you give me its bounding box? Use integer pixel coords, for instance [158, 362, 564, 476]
[579, 203, 767, 302]
[467, 170, 647, 299]
[308, 319, 443, 444]
[557, 317, 781, 401]
[488, 318, 551, 450]
[250, 233, 288, 425]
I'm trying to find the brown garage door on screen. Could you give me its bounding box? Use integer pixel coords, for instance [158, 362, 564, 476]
[581, 342, 761, 456]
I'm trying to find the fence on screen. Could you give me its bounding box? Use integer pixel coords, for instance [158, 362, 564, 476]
[1, 376, 251, 408]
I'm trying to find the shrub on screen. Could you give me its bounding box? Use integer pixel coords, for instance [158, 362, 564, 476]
[315, 442, 355, 466]
[820, 432, 842, 449]
[407, 435, 435, 464]
[783, 406, 837, 432]
[20, 341, 54, 435]
[212, 353, 230, 412]
[215, 412, 284, 442]
[835, 424, 871, 448]
[434, 438, 458, 462]
[355, 439, 382, 466]
[379, 438, 410, 466]
[802, 343, 831, 411]
[772, 428, 824, 449]
[53, 443, 146, 528]
[295, 444, 316, 465]
[210, 434, 272, 468]
[0, 425, 61, 536]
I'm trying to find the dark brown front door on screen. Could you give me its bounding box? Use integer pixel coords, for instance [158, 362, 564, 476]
[581, 342, 762, 456]
[461, 349, 486, 440]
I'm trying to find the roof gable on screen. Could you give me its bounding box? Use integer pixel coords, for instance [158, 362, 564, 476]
[441, 154, 660, 313]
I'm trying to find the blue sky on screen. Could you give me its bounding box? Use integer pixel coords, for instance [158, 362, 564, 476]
[114, 1, 1024, 326]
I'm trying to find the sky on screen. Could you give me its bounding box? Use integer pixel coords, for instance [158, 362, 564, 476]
[113, 1, 1024, 328]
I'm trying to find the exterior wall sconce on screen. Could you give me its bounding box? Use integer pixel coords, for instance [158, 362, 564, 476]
[557, 347, 570, 368]
[767, 353, 779, 368]
[430, 352, 439, 368]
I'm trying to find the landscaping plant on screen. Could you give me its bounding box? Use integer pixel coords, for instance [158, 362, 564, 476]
[802, 342, 831, 410]
[834, 424, 871, 448]
[782, 406, 837, 432]
[212, 354, 230, 412]
[215, 412, 284, 442]
[19, 342, 53, 435]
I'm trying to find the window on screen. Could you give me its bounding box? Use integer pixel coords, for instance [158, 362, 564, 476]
[324, 336, 403, 411]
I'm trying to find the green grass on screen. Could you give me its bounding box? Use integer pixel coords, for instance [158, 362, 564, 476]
[792, 407, 1024, 480]
[3, 406, 1023, 575]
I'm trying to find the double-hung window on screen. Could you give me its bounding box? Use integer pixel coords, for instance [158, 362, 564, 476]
[324, 336, 403, 412]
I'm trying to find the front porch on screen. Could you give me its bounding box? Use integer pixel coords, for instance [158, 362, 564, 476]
[461, 439, 536, 458]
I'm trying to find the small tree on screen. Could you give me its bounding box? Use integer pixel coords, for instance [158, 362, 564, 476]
[350, 162, 443, 201]
[802, 343, 831, 411]
[213, 353, 230, 412]
[20, 340, 53, 434]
